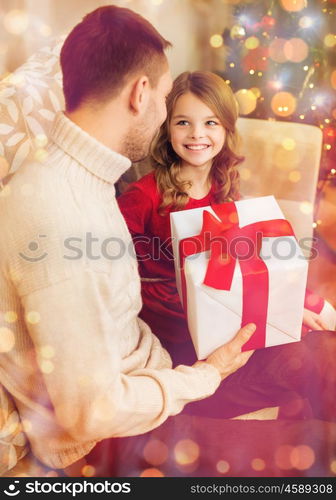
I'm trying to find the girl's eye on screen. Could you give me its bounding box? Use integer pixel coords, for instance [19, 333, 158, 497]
[176, 120, 189, 126]
[206, 120, 218, 126]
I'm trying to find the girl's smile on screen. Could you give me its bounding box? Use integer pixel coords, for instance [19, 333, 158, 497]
[184, 144, 211, 151]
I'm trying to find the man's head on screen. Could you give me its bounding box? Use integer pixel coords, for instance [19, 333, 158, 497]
[60, 5, 172, 161]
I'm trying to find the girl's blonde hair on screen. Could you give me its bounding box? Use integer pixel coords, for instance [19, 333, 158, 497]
[151, 71, 244, 214]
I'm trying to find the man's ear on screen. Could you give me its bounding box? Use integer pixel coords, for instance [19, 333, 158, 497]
[129, 76, 150, 114]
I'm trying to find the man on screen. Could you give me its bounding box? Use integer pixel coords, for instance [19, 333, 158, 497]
[0, 6, 255, 471]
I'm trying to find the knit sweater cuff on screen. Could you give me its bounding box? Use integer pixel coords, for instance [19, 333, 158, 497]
[192, 361, 222, 391]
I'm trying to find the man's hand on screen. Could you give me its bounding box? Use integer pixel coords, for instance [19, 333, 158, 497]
[202, 323, 256, 380]
[303, 308, 328, 331]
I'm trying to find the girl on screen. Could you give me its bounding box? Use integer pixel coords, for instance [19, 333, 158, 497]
[118, 71, 328, 395]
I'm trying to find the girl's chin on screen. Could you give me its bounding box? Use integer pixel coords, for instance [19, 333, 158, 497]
[181, 160, 213, 169]
[180, 154, 214, 165]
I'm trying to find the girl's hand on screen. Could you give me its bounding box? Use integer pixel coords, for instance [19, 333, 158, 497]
[303, 308, 328, 331]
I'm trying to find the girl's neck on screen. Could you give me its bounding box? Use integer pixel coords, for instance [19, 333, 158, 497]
[178, 162, 212, 200]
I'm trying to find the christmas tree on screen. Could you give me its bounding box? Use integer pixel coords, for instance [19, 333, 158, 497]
[219, 0, 336, 190]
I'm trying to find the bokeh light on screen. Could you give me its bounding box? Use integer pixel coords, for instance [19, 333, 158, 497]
[245, 36, 260, 50]
[34, 134, 48, 148]
[324, 34, 336, 48]
[39, 24, 52, 37]
[282, 138, 296, 151]
[284, 38, 308, 63]
[288, 356, 303, 371]
[299, 16, 313, 28]
[271, 91, 297, 117]
[26, 311, 41, 324]
[143, 439, 168, 466]
[8, 266, 20, 284]
[314, 94, 326, 107]
[250, 87, 261, 98]
[4, 311, 17, 323]
[279, 397, 305, 417]
[235, 89, 257, 115]
[3, 10, 29, 35]
[269, 38, 287, 63]
[22, 419, 32, 433]
[216, 460, 230, 474]
[45, 471, 59, 477]
[330, 460, 336, 474]
[251, 458, 266, 471]
[81, 465, 95, 477]
[230, 24, 246, 40]
[280, 0, 307, 12]
[0, 327, 15, 353]
[261, 15, 276, 27]
[34, 149, 49, 163]
[228, 211, 239, 224]
[6, 73, 26, 88]
[40, 360, 54, 374]
[240, 167, 252, 180]
[290, 445, 315, 470]
[300, 201, 313, 214]
[269, 80, 283, 90]
[174, 439, 200, 466]
[331, 70, 336, 90]
[305, 293, 321, 308]
[210, 34, 223, 48]
[140, 468, 164, 477]
[274, 147, 299, 170]
[288, 170, 301, 183]
[40, 345, 55, 359]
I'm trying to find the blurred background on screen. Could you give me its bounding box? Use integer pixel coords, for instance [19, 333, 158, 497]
[0, 0, 336, 478]
[0, 0, 334, 304]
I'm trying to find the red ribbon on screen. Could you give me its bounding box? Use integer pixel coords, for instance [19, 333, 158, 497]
[178, 202, 295, 352]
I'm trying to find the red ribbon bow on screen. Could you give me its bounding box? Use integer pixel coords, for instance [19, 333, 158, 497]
[179, 202, 294, 352]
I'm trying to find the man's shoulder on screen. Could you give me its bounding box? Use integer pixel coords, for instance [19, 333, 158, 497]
[0, 160, 77, 243]
[0, 160, 69, 212]
[0, 161, 82, 290]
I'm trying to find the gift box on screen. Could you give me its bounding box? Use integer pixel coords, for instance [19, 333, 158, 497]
[170, 196, 308, 360]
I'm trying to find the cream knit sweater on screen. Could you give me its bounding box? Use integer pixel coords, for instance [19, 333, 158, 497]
[0, 112, 221, 470]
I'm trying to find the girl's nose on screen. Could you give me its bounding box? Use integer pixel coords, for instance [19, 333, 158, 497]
[190, 126, 205, 139]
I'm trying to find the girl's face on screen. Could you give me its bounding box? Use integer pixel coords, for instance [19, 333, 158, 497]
[169, 92, 226, 170]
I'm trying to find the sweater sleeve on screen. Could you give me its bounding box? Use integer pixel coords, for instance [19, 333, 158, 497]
[21, 270, 221, 444]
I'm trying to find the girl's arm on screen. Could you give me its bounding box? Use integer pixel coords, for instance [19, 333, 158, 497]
[117, 183, 153, 236]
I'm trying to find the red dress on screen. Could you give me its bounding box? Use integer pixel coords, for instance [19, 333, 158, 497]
[117, 172, 216, 364]
[117, 172, 324, 366]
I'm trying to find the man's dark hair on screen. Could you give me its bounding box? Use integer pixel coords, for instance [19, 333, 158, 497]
[60, 5, 171, 111]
